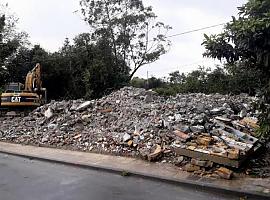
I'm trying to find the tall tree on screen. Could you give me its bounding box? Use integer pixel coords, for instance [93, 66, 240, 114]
[0, 3, 28, 87]
[202, 0, 270, 137]
[80, 0, 171, 79]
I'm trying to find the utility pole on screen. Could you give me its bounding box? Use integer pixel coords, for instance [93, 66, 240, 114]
[147, 70, 149, 89]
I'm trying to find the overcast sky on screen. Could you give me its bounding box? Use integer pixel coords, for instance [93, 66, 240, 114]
[4, 0, 247, 78]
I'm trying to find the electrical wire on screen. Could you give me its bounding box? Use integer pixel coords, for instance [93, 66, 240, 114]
[165, 23, 226, 38]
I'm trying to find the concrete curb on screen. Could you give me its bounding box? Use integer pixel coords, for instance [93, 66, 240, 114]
[0, 145, 268, 199]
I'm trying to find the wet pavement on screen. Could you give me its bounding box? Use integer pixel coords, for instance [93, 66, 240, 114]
[0, 153, 248, 200]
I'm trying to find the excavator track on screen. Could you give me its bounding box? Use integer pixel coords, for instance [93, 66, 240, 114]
[0, 107, 31, 118]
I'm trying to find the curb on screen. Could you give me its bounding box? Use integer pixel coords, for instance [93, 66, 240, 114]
[0, 148, 268, 199]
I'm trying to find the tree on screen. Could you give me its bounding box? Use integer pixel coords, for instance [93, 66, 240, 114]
[0, 3, 28, 88]
[80, 0, 171, 80]
[169, 71, 186, 84]
[202, 0, 270, 138]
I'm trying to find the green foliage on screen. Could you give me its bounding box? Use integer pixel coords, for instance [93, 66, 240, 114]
[0, 4, 28, 88]
[0, 86, 3, 94]
[130, 77, 146, 88]
[132, 65, 263, 97]
[154, 85, 179, 96]
[256, 83, 270, 139]
[202, 0, 270, 138]
[80, 0, 171, 80]
[130, 76, 164, 90]
[5, 34, 130, 100]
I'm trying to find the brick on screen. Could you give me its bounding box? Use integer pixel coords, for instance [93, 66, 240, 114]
[216, 167, 233, 179]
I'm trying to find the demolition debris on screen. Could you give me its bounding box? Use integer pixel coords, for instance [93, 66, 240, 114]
[0, 87, 261, 179]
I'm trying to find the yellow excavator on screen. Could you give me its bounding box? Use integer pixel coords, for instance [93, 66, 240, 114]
[0, 63, 47, 115]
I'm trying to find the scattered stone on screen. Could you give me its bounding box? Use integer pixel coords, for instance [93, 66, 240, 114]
[215, 116, 231, 123]
[227, 149, 240, 160]
[178, 125, 190, 133]
[148, 145, 162, 161]
[239, 109, 247, 118]
[123, 133, 131, 142]
[127, 140, 133, 147]
[196, 136, 213, 146]
[174, 156, 184, 164]
[210, 108, 224, 115]
[216, 167, 233, 179]
[76, 101, 92, 111]
[41, 135, 49, 143]
[100, 108, 113, 113]
[82, 114, 91, 122]
[48, 123, 57, 130]
[190, 125, 205, 133]
[183, 164, 200, 172]
[240, 117, 259, 129]
[173, 130, 189, 141]
[0, 87, 261, 177]
[44, 108, 53, 119]
[74, 134, 82, 139]
[6, 111, 17, 117]
[191, 158, 213, 168]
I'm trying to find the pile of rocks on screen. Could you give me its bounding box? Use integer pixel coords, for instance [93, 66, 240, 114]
[0, 87, 260, 178]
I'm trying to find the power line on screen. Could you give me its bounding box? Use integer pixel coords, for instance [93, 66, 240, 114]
[165, 23, 226, 38]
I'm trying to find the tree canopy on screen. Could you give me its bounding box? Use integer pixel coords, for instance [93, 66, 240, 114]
[202, 0, 270, 75]
[0, 4, 28, 87]
[80, 0, 172, 79]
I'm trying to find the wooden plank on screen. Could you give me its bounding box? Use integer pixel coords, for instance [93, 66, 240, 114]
[172, 147, 243, 168]
[172, 142, 261, 168]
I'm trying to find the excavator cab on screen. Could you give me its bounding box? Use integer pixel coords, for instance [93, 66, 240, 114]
[4, 82, 24, 93]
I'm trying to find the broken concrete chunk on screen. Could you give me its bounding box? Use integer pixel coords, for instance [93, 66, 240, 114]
[99, 108, 113, 113]
[227, 149, 239, 160]
[76, 101, 92, 111]
[191, 158, 213, 168]
[144, 94, 153, 103]
[0, 86, 260, 174]
[44, 107, 54, 119]
[187, 146, 196, 151]
[178, 125, 190, 133]
[48, 123, 57, 130]
[210, 107, 224, 115]
[6, 111, 17, 117]
[127, 140, 133, 146]
[148, 145, 162, 161]
[216, 167, 233, 179]
[190, 125, 205, 133]
[123, 133, 131, 142]
[41, 135, 49, 143]
[174, 156, 184, 164]
[139, 148, 150, 160]
[215, 116, 231, 123]
[196, 136, 213, 146]
[173, 130, 189, 141]
[239, 109, 247, 118]
[73, 134, 82, 139]
[82, 114, 91, 121]
[240, 117, 259, 129]
[183, 164, 200, 172]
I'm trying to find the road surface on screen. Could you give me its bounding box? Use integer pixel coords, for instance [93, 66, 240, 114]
[0, 153, 250, 200]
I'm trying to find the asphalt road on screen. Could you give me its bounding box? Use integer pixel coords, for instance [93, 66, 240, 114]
[0, 153, 251, 200]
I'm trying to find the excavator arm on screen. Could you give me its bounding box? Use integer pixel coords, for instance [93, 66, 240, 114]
[24, 63, 42, 92]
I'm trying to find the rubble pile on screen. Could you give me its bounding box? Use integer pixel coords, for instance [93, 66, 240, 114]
[0, 87, 261, 178]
